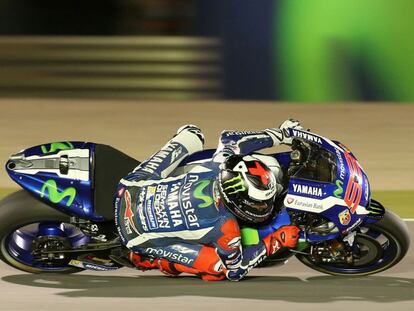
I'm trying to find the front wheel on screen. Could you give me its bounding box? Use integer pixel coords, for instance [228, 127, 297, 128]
[0, 191, 88, 273]
[296, 209, 410, 276]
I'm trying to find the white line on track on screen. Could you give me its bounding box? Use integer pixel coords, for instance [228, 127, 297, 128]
[403, 218, 414, 221]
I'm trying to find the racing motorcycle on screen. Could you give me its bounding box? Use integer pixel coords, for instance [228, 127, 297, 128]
[0, 130, 410, 276]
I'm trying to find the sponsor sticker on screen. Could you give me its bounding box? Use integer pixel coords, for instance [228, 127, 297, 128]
[141, 142, 181, 174]
[83, 263, 117, 271]
[335, 148, 346, 180]
[167, 182, 184, 227]
[124, 189, 139, 235]
[145, 247, 195, 265]
[153, 184, 170, 229]
[68, 259, 83, 268]
[225, 130, 263, 136]
[223, 174, 246, 194]
[338, 209, 351, 226]
[343, 152, 363, 214]
[364, 175, 370, 201]
[193, 179, 214, 208]
[144, 186, 158, 229]
[41, 141, 74, 154]
[40, 179, 76, 207]
[137, 202, 148, 231]
[284, 196, 324, 212]
[333, 180, 344, 198]
[292, 184, 323, 197]
[291, 129, 323, 144]
[181, 175, 200, 228]
[68, 259, 117, 271]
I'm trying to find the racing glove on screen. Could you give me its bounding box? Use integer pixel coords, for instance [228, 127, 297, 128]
[265, 118, 303, 146]
[129, 252, 159, 271]
[263, 225, 300, 255]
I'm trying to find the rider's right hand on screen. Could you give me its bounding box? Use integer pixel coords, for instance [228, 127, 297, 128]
[278, 119, 303, 145]
[265, 118, 303, 146]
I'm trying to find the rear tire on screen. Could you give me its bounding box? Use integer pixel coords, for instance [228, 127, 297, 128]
[296, 209, 410, 276]
[0, 190, 82, 273]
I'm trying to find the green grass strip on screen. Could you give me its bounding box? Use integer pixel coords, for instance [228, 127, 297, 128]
[371, 190, 414, 218]
[0, 188, 16, 199]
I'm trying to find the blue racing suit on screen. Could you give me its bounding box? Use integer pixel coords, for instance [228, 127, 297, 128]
[115, 126, 288, 281]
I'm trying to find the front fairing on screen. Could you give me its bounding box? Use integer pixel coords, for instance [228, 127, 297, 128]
[283, 129, 371, 235]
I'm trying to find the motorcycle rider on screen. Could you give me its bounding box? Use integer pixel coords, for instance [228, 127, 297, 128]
[114, 120, 302, 281]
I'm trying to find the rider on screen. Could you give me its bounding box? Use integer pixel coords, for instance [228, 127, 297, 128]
[114, 120, 302, 281]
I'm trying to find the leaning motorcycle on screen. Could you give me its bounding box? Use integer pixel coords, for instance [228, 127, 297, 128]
[0, 129, 409, 275]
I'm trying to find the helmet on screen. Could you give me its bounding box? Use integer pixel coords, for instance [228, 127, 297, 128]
[217, 155, 278, 224]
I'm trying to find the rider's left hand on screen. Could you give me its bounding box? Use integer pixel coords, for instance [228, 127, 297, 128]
[264, 225, 300, 255]
[274, 225, 300, 248]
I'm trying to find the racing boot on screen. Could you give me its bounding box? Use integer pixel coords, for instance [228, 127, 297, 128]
[109, 247, 135, 268]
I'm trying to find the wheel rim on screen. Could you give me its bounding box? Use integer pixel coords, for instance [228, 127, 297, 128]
[302, 226, 401, 275]
[2, 222, 89, 271]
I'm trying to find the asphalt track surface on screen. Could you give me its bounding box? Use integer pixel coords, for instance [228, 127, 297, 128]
[0, 100, 413, 190]
[0, 221, 412, 311]
[0, 100, 413, 310]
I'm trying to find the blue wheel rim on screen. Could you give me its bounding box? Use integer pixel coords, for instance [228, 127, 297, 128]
[4, 222, 89, 271]
[310, 227, 400, 274]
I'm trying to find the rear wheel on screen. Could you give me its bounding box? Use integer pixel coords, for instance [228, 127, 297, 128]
[296, 209, 410, 276]
[0, 191, 88, 273]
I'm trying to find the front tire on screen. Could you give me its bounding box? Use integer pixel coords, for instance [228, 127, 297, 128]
[296, 209, 410, 276]
[0, 190, 83, 273]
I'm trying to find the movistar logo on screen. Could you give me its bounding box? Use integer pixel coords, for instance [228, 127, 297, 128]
[41, 142, 74, 154]
[224, 174, 246, 194]
[193, 180, 214, 208]
[333, 180, 344, 198]
[40, 179, 76, 206]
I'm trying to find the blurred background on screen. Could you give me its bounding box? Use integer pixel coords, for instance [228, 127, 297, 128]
[0, 3, 413, 308]
[0, 0, 413, 195]
[0, 0, 413, 102]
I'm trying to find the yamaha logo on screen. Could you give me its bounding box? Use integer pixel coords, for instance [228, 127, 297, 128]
[292, 184, 323, 197]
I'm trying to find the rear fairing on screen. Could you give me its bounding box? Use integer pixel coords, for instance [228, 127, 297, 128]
[5, 141, 103, 221]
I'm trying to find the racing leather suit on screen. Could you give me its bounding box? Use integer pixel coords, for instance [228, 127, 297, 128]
[115, 125, 294, 281]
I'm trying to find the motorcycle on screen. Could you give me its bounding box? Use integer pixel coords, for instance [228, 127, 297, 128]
[0, 130, 410, 276]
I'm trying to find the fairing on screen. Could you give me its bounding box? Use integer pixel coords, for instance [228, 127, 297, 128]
[5, 141, 104, 221]
[283, 129, 371, 234]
